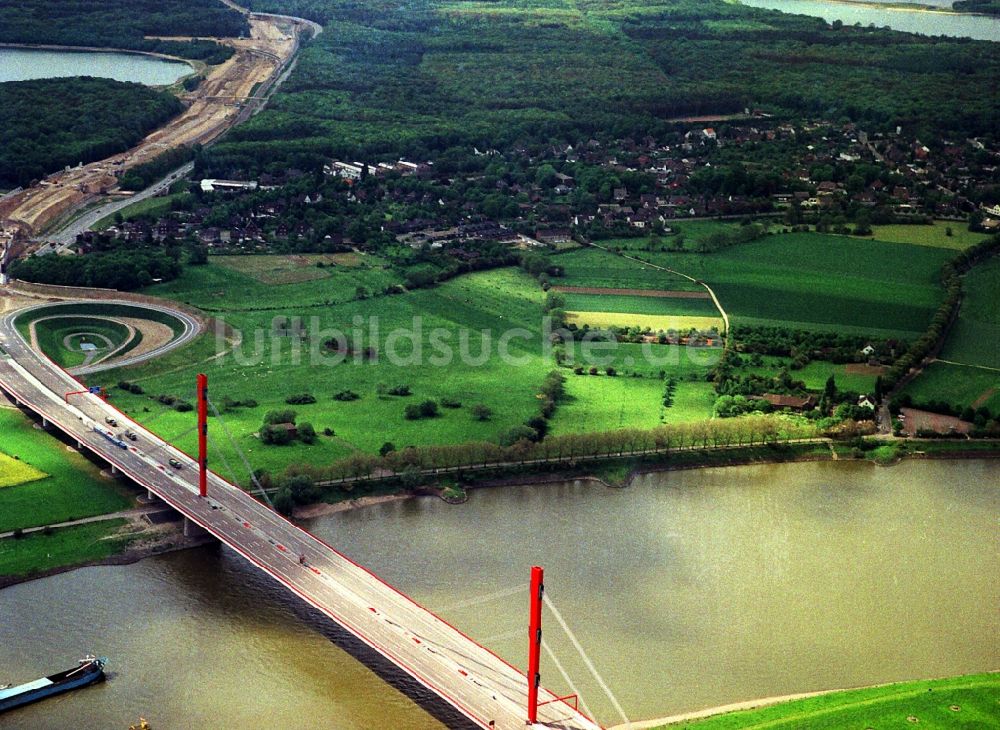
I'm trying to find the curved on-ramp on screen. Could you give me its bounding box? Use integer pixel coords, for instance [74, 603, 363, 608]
[9, 299, 202, 376]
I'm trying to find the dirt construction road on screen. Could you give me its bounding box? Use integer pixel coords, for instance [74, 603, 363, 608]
[0, 12, 307, 243]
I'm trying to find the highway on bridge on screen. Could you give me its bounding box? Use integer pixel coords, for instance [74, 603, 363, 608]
[0, 304, 602, 730]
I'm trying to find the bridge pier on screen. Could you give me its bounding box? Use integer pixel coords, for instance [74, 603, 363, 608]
[41, 417, 49, 429]
[183, 517, 210, 539]
[110, 464, 119, 476]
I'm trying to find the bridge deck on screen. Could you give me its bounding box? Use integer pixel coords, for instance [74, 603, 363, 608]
[0, 306, 601, 730]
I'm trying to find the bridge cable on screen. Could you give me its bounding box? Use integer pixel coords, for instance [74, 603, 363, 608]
[542, 638, 597, 723]
[544, 594, 632, 728]
[207, 397, 274, 508]
[207, 434, 244, 487]
[438, 584, 527, 613]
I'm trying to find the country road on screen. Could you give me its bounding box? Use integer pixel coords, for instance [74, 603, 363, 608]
[41, 163, 194, 252]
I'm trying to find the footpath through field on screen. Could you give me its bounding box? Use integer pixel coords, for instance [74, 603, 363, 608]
[583, 242, 731, 349]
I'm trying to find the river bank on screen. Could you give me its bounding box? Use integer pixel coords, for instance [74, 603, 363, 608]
[626, 671, 1000, 728]
[0, 524, 213, 590]
[2, 439, 996, 590]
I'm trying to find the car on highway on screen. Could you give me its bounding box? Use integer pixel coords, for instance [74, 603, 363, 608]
[124, 430, 137, 442]
[105, 416, 118, 427]
[168, 458, 183, 469]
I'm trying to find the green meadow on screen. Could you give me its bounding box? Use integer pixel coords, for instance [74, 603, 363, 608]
[0, 519, 133, 579]
[102, 267, 558, 478]
[661, 672, 1000, 729]
[902, 361, 1000, 414]
[0, 408, 132, 532]
[738, 357, 882, 395]
[870, 221, 990, 250]
[938, 256, 1000, 369]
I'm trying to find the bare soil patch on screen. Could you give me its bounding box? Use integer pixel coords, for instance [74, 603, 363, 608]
[99, 317, 174, 364]
[845, 363, 887, 376]
[553, 285, 710, 299]
[900, 407, 972, 436]
[972, 387, 997, 409]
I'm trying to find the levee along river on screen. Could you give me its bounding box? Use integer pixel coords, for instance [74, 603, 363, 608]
[0, 458, 996, 728]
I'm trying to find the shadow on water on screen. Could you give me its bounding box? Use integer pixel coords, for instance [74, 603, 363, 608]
[194, 542, 478, 730]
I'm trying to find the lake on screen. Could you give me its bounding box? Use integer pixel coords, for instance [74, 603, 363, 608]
[0, 459, 996, 728]
[740, 0, 1000, 41]
[0, 47, 192, 86]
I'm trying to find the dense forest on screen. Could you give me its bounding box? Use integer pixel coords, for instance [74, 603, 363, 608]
[953, 0, 1000, 15]
[0, 78, 183, 188]
[10, 235, 183, 290]
[204, 0, 1000, 178]
[0, 0, 248, 62]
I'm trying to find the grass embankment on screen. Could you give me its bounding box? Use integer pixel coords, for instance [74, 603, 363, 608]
[31, 315, 134, 368]
[0, 409, 132, 532]
[93, 190, 191, 231]
[655, 672, 1000, 729]
[0, 519, 136, 579]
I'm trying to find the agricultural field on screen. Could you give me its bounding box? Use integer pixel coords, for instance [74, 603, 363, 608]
[565, 341, 722, 379]
[613, 232, 953, 338]
[555, 247, 702, 292]
[565, 312, 723, 333]
[938, 256, 1000, 369]
[902, 362, 1000, 415]
[559, 292, 720, 318]
[869, 221, 990, 251]
[0, 408, 132, 532]
[661, 672, 1000, 729]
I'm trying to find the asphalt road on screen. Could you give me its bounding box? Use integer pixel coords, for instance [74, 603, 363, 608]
[40, 162, 196, 253]
[0, 302, 602, 730]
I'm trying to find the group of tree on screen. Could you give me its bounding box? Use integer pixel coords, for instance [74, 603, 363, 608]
[0, 78, 182, 188]
[882, 235, 1000, 390]
[259, 410, 316, 446]
[278, 413, 820, 492]
[10, 246, 181, 291]
[0, 0, 246, 61]
[201, 0, 999, 181]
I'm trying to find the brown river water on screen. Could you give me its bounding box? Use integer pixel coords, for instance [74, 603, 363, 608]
[0, 459, 996, 728]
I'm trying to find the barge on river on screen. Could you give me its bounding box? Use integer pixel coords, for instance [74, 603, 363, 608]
[0, 655, 106, 713]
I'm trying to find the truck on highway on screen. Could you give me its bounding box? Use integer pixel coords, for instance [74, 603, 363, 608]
[93, 427, 128, 450]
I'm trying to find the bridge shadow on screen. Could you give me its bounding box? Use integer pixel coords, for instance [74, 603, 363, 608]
[185, 541, 481, 730]
[284, 591, 481, 730]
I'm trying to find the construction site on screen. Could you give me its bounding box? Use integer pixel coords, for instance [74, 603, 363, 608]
[0, 11, 310, 258]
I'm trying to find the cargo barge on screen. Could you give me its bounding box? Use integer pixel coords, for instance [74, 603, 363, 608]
[0, 656, 106, 713]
